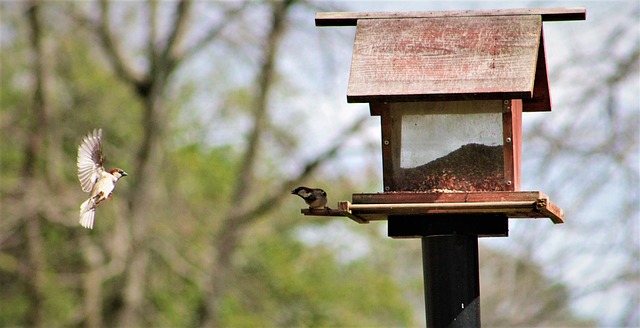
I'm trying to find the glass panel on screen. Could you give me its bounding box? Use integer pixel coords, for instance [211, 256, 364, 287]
[390, 100, 505, 192]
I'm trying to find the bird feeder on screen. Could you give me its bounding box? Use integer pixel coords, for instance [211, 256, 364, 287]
[303, 7, 585, 327]
[304, 8, 587, 231]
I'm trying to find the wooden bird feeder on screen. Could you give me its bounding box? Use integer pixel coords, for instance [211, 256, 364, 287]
[304, 7, 587, 232]
[303, 7, 585, 327]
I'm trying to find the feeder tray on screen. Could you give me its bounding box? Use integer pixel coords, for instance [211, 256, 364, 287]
[301, 191, 563, 224]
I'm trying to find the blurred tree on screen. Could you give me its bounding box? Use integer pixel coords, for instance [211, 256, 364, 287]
[479, 247, 597, 327]
[1, 0, 388, 327]
[72, 0, 371, 326]
[1, 1, 637, 327]
[510, 3, 639, 326]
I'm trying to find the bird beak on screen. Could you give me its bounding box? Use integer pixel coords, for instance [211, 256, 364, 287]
[121, 171, 128, 177]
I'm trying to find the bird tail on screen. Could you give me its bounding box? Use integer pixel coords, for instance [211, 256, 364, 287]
[79, 198, 96, 229]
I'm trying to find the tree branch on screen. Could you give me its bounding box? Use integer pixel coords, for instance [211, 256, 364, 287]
[236, 116, 369, 227]
[96, 0, 143, 86]
[147, 0, 158, 75]
[201, 3, 298, 325]
[230, 0, 294, 208]
[23, 2, 48, 325]
[162, 0, 192, 73]
[178, 1, 249, 63]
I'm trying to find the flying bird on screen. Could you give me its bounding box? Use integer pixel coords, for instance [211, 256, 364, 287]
[77, 128, 127, 229]
[291, 186, 328, 209]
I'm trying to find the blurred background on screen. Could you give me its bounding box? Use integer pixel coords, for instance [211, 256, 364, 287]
[0, 1, 637, 327]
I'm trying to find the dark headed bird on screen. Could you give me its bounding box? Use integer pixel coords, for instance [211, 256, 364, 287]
[291, 187, 328, 209]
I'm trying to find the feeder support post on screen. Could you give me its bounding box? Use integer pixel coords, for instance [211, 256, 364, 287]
[422, 234, 480, 327]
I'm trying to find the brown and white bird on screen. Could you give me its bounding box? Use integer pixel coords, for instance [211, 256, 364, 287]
[77, 128, 127, 229]
[291, 186, 328, 209]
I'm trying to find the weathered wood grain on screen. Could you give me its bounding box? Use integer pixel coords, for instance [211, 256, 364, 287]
[523, 32, 552, 111]
[503, 99, 522, 190]
[351, 191, 546, 204]
[316, 8, 586, 26]
[300, 192, 563, 224]
[346, 16, 542, 103]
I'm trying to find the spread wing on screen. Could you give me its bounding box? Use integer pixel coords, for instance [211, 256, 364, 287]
[77, 128, 105, 192]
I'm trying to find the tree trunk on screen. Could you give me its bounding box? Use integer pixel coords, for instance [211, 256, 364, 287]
[199, 2, 295, 326]
[22, 1, 48, 326]
[82, 238, 104, 328]
[116, 87, 167, 327]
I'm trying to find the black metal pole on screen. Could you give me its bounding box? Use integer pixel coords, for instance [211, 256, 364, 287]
[422, 234, 480, 328]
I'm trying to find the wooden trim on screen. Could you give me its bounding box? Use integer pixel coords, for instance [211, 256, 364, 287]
[540, 200, 565, 224]
[343, 196, 562, 223]
[348, 92, 531, 104]
[347, 200, 537, 211]
[512, 100, 522, 190]
[352, 191, 546, 203]
[316, 8, 586, 26]
[502, 99, 522, 191]
[503, 100, 515, 191]
[524, 31, 552, 112]
[301, 191, 564, 224]
[378, 103, 396, 191]
[368, 102, 385, 116]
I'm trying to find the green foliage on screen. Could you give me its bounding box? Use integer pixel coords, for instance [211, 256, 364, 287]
[0, 280, 28, 327]
[171, 143, 237, 206]
[220, 225, 414, 326]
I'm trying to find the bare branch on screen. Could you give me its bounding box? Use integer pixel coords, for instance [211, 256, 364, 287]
[230, 0, 293, 208]
[233, 116, 369, 227]
[162, 0, 192, 72]
[150, 239, 207, 286]
[95, 0, 143, 85]
[23, 0, 48, 179]
[203, 114, 368, 327]
[147, 0, 158, 73]
[178, 1, 250, 63]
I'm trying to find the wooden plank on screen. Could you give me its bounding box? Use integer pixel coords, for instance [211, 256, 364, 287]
[523, 32, 552, 111]
[502, 99, 523, 191]
[348, 191, 563, 223]
[503, 100, 515, 191]
[348, 204, 561, 223]
[352, 191, 545, 204]
[299, 192, 563, 224]
[346, 201, 539, 218]
[337, 201, 369, 223]
[347, 16, 541, 103]
[535, 197, 565, 224]
[512, 100, 523, 188]
[377, 103, 396, 191]
[316, 8, 586, 26]
[368, 101, 386, 116]
[348, 201, 536, 211]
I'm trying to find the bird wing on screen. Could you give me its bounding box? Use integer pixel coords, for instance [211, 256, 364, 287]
[77, 128, 105, 192]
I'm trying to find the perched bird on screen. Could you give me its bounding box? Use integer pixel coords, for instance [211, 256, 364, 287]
[77, 128, 128, 229]
[291, 186, 328, 209]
